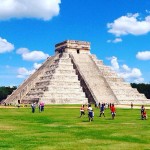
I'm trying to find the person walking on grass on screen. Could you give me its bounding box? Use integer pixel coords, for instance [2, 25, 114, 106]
[141, 105, 144, 119]
[110, 104, 116, 119]
[31, 102, 36, 113]
[143, 108, 147, 120]
[141, 105, 147, 120]
[88, 104, 93, 122]
[79, 105, 85, 117]
[39, 102, 42, 112]
[41, 102, 45, 112]
[99, 103, 105, 117]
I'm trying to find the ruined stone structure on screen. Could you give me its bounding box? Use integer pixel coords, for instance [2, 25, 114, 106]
[4, 40, 150, 104]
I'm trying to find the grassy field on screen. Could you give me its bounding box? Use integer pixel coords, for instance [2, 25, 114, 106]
[0, 105, 150, 150]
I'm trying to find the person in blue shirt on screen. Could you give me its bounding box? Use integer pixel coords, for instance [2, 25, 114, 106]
[99, 103, 105, 117]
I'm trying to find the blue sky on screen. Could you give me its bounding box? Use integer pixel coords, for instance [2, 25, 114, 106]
[0, 0, 150, 86]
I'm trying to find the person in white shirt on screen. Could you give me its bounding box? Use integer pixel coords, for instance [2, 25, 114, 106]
[88, 104, 93, 122]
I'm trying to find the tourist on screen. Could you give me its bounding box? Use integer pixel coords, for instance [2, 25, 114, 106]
[110, 104, 116, 119]
[131, 102, 133, 109]
[39, 102, 42, 112]
[31, 102, 36, 113]
[98, 102, 101, 108]
[143, 108, 147, 120]
[141, 105, 147, 120]
[88, 104, 93, 122]
[99, 103, 105, 117]
[80, 105, 85, 117]
[109, 103, 112, 109]
[105, 103, 108, 109]
[39, 102, 44, 112]
[41, 102, 44, 111]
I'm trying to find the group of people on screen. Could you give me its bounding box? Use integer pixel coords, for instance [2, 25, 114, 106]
[80, 102, 148, 121]
[31, 102, 45, 113]
[80, 103, 116, 121]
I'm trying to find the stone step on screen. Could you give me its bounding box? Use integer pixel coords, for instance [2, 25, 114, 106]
[50, 78, 79, 82]
[38, 77, 79, 82]
[52, 76, 78, 80]
[58, 62, 73, 66]
[44, 88, 83, 93]
[28, 90, 85, 97]
[34, 85, 82, 91]
[42, 98, 88, 104]
[118, 100, 149, 104]
[56, 65, 73, 69]
[113, 88, 138, 93]
[48, 81, 81, 86]
[55, 70, 76, 74]
[43, 93, 86, 98]
[116, 96, 146, 100]
[47, 84, 81, 88]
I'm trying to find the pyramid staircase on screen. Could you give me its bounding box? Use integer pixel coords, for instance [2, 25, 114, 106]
[70, 53, 118, 104]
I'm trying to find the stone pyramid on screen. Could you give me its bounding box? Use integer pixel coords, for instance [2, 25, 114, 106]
[4, 40, 150, 105]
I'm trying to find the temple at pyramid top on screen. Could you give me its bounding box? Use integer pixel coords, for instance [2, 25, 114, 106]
[3, 40, 150, 105]
[55, 40, 90, 54]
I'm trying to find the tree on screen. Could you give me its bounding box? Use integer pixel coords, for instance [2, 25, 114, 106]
[0, 86, 17, 102]
[131, 83, 150, 99]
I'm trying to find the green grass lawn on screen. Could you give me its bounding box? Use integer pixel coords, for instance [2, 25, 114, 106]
[0, 105, 149, 150]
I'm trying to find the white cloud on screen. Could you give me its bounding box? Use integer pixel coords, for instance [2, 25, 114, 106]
[17, 74, 27, 79]
[122, 64, 131, 71]
[23, 51, 49, 61]
[107, 13, 150, 37]
[0, 0, 61, 21]
[119, 68, 142, 79]
[133, 77, 144, 83]
[17, 47, 49, 61]
[17, 62, 42, 78]
[136, 51, 150, 60]
[109, 56, 144, 83]
[16, 48, 29, 54]
[107, 38, 122, 43]
[17, 67, 34, 78]
[0, 37, 14, 53]
[110, 56, 119, 71]
[33, 63, 42, 69]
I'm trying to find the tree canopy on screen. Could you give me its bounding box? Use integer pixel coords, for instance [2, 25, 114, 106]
[0, 86, 17, 102]
[131, 83, 150, 99]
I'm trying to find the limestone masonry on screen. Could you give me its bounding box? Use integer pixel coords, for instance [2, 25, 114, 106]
[4, 40, 150, 104]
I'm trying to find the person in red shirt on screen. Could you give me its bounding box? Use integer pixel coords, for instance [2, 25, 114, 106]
[141, 105, 145, 119]
[110, 104, 116, 119]
[141, 105, 147, 120]
[79, 105, 85, 117]
[143, 109, 147, 120]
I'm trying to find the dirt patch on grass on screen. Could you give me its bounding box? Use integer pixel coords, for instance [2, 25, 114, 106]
[121, 123, 136, 125]
[0, 124, 16, 130]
